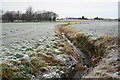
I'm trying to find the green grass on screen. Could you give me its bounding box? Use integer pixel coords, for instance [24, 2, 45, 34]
[52, 51, 60, 55]
[14, 54, 24, 58]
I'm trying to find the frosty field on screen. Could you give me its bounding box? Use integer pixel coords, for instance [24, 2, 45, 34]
[0, 21, 119, 78]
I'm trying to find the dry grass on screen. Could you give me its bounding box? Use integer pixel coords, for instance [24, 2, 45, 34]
[55, 24, 118, 67]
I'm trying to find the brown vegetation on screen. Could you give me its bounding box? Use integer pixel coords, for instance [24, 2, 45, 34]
[55, 23, 118, 67]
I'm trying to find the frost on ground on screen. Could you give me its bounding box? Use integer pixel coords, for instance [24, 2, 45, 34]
[0, 22, 78, 78]
[1, 33, 73, 78]
[55, 23, 119, 78]
[0, 22, 119, 79]
[84, 49, 119, 78]
[69, 22, 119, 78]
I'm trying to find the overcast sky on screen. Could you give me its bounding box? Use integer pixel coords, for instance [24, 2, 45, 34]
[0, 0, 119, 19]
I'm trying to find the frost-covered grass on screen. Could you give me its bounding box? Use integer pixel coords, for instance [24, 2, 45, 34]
[55, 23, 118, 78]
[1, 21, 118, 79]
[84, 49, 119, 78]
[55, 23, 118, 58]
[1, 34, 72, 78]
[1, 24, 79, 79]
[70, 21, 118, 36]
[1, 22, 71, 78]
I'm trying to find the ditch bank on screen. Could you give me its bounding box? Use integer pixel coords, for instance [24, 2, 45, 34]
[55, 23, 119, 78]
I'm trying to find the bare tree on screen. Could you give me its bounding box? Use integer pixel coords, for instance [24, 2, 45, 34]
[25, 6, 34, 22]
[2, 6, 59, 22]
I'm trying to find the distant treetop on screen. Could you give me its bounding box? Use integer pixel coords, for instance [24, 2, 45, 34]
[2, 6, 59, 22]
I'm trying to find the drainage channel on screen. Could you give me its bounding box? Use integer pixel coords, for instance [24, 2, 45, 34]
[61, 32, 92, 79]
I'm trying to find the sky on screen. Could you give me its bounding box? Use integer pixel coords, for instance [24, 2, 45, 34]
[0, 0, 119, 19]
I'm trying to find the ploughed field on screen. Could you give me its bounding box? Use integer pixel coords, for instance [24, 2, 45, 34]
[0, 21, 119, 79]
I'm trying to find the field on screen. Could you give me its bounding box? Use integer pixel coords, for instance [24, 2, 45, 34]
[0, 21, 119, 78]
[70, 21, 118, 36]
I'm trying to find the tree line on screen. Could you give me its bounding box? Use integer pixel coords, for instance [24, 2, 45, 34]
[2, 7, 58, 22]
